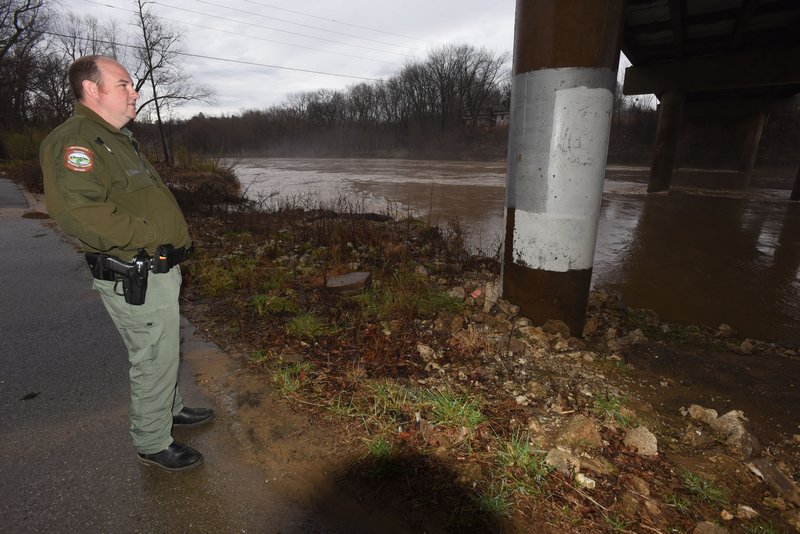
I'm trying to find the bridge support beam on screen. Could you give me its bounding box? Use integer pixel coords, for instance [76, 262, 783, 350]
[502, 0, 623, 336]
[648, 92, 685, 193]
[739, 113, 766, 188]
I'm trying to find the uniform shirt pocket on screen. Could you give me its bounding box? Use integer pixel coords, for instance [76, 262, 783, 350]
[111, 150, 156, 194]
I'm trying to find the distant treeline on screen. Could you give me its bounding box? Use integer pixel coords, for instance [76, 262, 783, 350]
[140, 67, 665, 163]
[151, 87, 795, 167]
[160, 44, 515, 161]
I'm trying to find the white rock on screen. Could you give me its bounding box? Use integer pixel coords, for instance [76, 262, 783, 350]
[448, 287, 466, 300]
[710, 410, 761, 458]
[482, 282, 501, 313]
[575, 473, 596, 489]
[735, 504, 759, 520]
[416, 344, 436, 360]
[623, 426, 658, 456]
[545, 448, 581, 475]
[715, 324, 733, 338]
[688, 404, 718, 425]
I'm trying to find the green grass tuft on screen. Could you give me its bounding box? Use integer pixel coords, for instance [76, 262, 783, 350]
[665, 493, 691, 515]
[591, 391, 632, 427]
[197, 262, 236, 297]
[285, 312, 337, 339]
[495, 430, 552, 494]
[251, 293, 299, 317]
[420, 387, 485, 430]
[476, 481, 513, 517]
[603, 513, 632, 532]
[271, 362, 313, 396]
[248, 350, 270, 364]
[682, 470, 728, 506]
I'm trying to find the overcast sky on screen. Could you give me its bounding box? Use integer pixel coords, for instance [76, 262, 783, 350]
[67, 0, 518, 118]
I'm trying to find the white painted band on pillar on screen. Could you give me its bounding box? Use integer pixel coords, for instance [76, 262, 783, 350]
[506, 67, 615, 272]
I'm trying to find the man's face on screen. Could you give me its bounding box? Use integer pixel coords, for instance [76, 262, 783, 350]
[88, 59, 139, 129]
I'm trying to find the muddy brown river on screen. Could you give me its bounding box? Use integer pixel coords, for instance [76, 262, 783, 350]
[230, 158, 800, 346]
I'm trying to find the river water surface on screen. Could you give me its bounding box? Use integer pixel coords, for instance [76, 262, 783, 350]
[229, 157, 800, 346]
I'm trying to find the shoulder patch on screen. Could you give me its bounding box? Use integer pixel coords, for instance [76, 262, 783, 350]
[63, 146, 95, 173]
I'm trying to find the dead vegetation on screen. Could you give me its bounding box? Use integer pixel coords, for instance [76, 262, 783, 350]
[173, 185, 800, 533]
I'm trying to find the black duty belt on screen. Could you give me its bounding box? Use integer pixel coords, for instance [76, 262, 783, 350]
[86, 245, 189, 281]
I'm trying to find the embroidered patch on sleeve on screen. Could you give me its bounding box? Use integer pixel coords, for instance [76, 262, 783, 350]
[63, 146, 95, 173]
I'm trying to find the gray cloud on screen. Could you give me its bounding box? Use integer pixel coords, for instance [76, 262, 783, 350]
[74, 0, 516, 118]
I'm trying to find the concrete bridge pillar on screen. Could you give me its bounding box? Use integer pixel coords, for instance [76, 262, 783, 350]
[739, 113, 766, 187]
[648, 91, 685, 193]
[792, 164, 800, 202]
[502, 0, 624, 336]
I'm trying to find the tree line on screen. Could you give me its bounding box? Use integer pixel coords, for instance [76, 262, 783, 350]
[172, 44, 512, 160]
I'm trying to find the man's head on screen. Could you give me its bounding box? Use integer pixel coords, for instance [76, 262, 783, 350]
[69, 55, 138, 129]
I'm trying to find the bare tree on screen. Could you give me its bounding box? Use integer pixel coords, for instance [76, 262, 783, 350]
[306, 89, 344, 126]
[131, 0, 214, 163]
[285, 91, 312, 117]
[461, 48, 509, 123]
[0, 0, 46, 130]
[346, 83, 377, 125]
[28, 12, 123, 124]
[50, 12, 121, 61]
[0, 0, 43, 61]
[30, 53, 70, 123]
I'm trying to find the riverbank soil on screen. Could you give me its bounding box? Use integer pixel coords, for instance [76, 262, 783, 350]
[177, 204, 800, 533]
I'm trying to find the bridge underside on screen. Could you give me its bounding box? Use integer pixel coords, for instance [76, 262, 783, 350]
[621, 1, 800, 199]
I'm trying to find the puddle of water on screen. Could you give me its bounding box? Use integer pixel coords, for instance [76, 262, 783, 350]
[228, 157, 800, 345]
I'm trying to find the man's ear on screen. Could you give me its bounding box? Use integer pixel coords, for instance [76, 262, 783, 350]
[82, 79, 99, 100]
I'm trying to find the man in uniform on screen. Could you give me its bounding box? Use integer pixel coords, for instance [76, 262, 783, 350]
[39, 55, 214, 472]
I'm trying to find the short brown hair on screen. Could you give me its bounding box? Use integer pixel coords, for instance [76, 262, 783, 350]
[69, 55, 108, 101]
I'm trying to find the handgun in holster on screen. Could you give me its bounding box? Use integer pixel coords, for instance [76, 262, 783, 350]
[87, 244, 182, 305]
[100, 250, 150, 305]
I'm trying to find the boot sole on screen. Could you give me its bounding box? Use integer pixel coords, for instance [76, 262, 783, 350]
[137, 455, 203, 472]
[172, 413, 216, 428]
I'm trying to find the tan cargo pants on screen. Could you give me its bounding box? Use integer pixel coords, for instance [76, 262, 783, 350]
[93, 266, 184, 454]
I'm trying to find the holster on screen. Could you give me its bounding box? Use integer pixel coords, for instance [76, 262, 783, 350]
[85, 251, 148, 305]
[85, 244, 191, 305]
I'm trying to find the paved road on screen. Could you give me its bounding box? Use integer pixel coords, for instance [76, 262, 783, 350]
[0, 178, 379, 533]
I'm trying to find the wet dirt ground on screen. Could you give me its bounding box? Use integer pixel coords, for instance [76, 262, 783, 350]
[180, 319, 417, 533]
[623, 342, 800, 444]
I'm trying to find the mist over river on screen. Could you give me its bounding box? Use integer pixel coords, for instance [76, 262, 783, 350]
[228, 157, 800, 345]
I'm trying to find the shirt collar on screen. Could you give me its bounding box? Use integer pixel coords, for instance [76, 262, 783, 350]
[74, 102, 130, 135]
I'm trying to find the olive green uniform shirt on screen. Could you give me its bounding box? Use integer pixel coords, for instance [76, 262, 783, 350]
[40, 102, 190, 261]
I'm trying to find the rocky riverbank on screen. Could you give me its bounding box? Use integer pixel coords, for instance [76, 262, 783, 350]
[176, 201, 800, 533]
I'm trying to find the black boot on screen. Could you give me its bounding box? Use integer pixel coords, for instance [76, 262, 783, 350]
[137, 441, 203, 471]
[173, 407, 216, 427]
